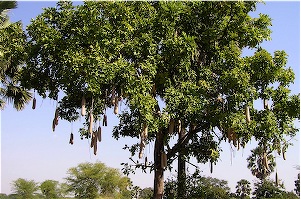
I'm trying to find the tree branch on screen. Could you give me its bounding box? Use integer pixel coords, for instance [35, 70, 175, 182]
[167, 122, 207, 159]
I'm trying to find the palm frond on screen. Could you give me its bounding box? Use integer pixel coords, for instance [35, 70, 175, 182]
[0, 1, 17, 12]
[0, 98, 5, 110]
[3, 84, 32, 110]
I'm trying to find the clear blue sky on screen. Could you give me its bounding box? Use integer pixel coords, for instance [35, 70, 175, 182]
[1, 1, 300, 195]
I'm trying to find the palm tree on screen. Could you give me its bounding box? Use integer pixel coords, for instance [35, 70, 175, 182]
[235, 179, 251, 199]
[0, 1, 31, 110]
[247, 145, 276, 180]
[294, 165, 300, 196]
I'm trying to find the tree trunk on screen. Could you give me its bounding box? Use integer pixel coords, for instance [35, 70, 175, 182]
[153, 130, 164, 199]
[177, 128, 186, 198]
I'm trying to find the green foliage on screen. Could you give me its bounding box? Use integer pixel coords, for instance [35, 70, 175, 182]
[284, 192, 300, 199]
[40, 180, 60, 198]
[236, 179, 251, 199]
[0, 1, 17, 29]
[21, 2, 299, 197]
[22, 1, 299, 169]
[11, 178, 39, 199]
[140, 187, 153, 199]
[7, 194, 18, 199]
[164, 170, 233, 199]
[58, 183, 71, 198]
[130, 186, 153, 199]
[247, 145, 276, 180]
[65, 162, 131, 199]
[0, 1, 31, 110]
[252, 179, 299, 199]
[0, 193, 9, 199]
[294, 173, 300, 196]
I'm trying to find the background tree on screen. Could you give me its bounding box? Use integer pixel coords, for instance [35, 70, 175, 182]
[11, 178, 39, 199]
[7, 194, 18, 199]
[40, 180, 60, 199]
[295, 173, 300, 197]
[131, 186, 141, 199]
[65, 162, 131, 199]
[253, 179, 282, 199]
[21, 2, 300, 198]
[132, 187, 153, 199]
[252, 179, 298, 199]
[164, 170, 234, 199]
[294, 166, 300, 196]
[0, 193, 9, 199]
[58, 182, 71, 198]
[235, 179, 251, 199]
[247, 145, 276, 180]
[0, 0, 31, 110]
[140, 187, 153, 199]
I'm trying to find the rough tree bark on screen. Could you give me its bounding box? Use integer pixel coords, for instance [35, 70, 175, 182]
[177, 128, 186, 198]
[153, 130, 164, 199]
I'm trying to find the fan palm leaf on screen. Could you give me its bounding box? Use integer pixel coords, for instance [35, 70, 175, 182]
[0, 1, 31, 111]
[247, 146, 276, 180]
[3, 83, 31, 110]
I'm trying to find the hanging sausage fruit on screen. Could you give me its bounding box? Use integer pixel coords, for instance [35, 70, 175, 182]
[145, 156, 148, 167]
[89, 98, 94, 134]
[69, 132, 74, 145]
[93, 131, 97, 155]
[227, 128, 235, 143]
[52, 107, 59, 132]
[232, 135, 237, 147]
[32, 90, 36, 110]
[245, 105, 251, 123]
[97, 126, 102, 142]
[81, 96, 86, 116]
[90, 134, 95, 148]
[264, 99, 270, 110]
[52, 118, 56, 132]
[139, 141, 145, 159]
[103, 114, 107, 126]
[282, 149, 286, 160]
[139, 123, 148, 159]
[114, 96, 118, 114]
[111, 86, 115, 105]
[54, 108, 59, 125]
[275, 171, 279, 186]
[142, 123, 148, 138]
[263, 152, 270, 171]
[89, 111, 93, 134]
[90, 131, 98, 155]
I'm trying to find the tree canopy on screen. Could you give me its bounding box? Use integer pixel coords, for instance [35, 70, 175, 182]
[19, 1, 299, 198]
[11, 178, 39, 199]
[0, 0, 31, 110]
[65, 162, 131, 199]
[40, 180, 61, 199]
[236, 179, 252, 199]
[247, 145, 276, 180]
[252, 179, 299, 199]
[164, 170, 233, 199]
[294, 172, 300, 196]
